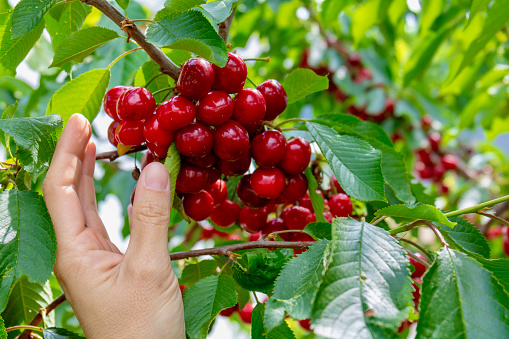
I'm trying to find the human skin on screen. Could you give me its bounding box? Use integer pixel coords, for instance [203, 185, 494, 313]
[43, 114, 185, 338]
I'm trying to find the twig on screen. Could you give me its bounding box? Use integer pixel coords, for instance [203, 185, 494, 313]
[96, 145, 147, 161]
[481, 201, 509, 234]
[218, 5, 237, 43]
[18, 294, 67, 339]
[444, 194, 509, 218]
[389, 220, 423, 235]
[372, 216, 386, 226]
[395, 237, 433, 263]
[423, 221, 449, 247]
[7, 326, 43, 334]
[405, 249, 431, 268]
[477, 210, 509, 228]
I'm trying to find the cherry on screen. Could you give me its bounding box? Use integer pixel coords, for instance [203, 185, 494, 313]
[117, 87, 156, 121]
[210, 200, 241, 227]
[182, 191, 214, 221]
[212, 52, 247, 94]
[157, 95, 196, 131]
[239, 206, 269, 233]
[232, 88, 266, 135]
[486, 225, 502, 240]
[251, 130, 287, 168]
[217, 153, 251, 176]
[213, 120, 250, 161]
[107, 121, 119, 146]
[208, 167, 222, 184]
[143, 115, 174, 147]
[330, 175, 346, 194]
[175, 122, 214, 157]
[185, 152, 217, 169]
[116, 120, 145, 146]
[442, 154, 458, 171]
[179, 285, 186, 295]
[428, 132, 441, 152]
[354, 68, 372, 84]
[205, 179, 227, 206]
[176, 163, 209, 194]
[249, 232, 261, 241]
[104, 86, 131, 121]
[280, 173, 308, 203]
[503, 235, 509, 257]
[416, 149, 433, 166]
[421, 115, 433, 130]
[282, 206, 314, 230]
[147, 143, 169, 159]
[177, 58, 215, 100]
[299, 319, 312, 332]
[409, 253, 428, 279]
[140, 151, 156, 170]
[415, 162, 433, 179]
[278, 137, 311, 175]
[219, 305, 237, 317]
[250, 167, 286, 199]
[196, 91, 234, 126]
[412, 277, 422, 308]
[324, 209, 333, 223]
[261, 218, 286, 238]
[238, 303, 253, 324]
[433, 164, 446, 181]
[348, 53, 362, 66]
[257, 79, 288, 121]
[328, 193, 353, 217]
[236, 175, 270, 208]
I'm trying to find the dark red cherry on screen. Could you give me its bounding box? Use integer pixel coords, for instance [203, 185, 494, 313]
[261, 217, 287, 239]
[183, 191, 214, 221]
[210, 200, 241, 227]
[175, 122, 214, 157]
[292, 232, 315, 254]
[217, 153, 251, 176]
[282, 206, 314, 230]
[104, 86, 131, 121]
[185, 152, 217, 168]
[117, 87, 156, 121]
[140, 151, 156, 170]
[177, 58, 215, 100]
[205, 179, 227, 206]
[143, 115, 175, 147]
[157, 95, 196, 131]
[220, 305, 237, 317]
[207, 167, 222, 184]
[278, 137, 311, 175]
[251, 130, 287, 168]
[442, 154, 458, 171]
[116, 120, 145, 146]
[433, 163, 446, 182]
[232, 88, 266, 135]
[428, 132, 441, 152]
[250, 167, 286, 199]
[239, 206, 269, 233]
[299, 319, 312, 332]
[107, 121, 119, 146]
[416, 162, 434, 179]
[330, 175, 346, 194]
[328, 193, 353, 217]
[409, 253, 428, 279]
[421, 115, 433, 130]
[213, 120, 250, 161]
[280, 173, 308, 203]
[176, 163, 209, 194]
[348, 53, 362, 66]
[238, 303, 253, 324]
[146, 143, 169, 159]
[236, 175, 270, 208]
[257, 80, 287, 121]
[196, 91, 234, 126]
[212, 52, 247, 94]
[416, 149, 433, 166]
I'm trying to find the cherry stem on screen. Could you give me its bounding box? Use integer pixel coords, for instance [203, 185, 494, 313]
[389, 220, 424, 235]
[444, 194, 509, 217]
[107, 47, 142, 69]
[424, 221, 449, 247]
[477, 210, 509, 228]
[144, 73, 165, 88]
[6, 325, 43, 334]
[127, 19, 154, 23]
[395, 237, 433, 263]
[152, 87, 176, 96]
[96, 145, 147, 161]
[243, 57, 271, 62]
[275, 118, 309, 127]
[252, 292, 260, 304]
[246, 76, 258, 87]
[371, 216, 386, 226]
[18, 294, 66, 339]
[405, 249, 431, 268]
[266, 229, 318, 241]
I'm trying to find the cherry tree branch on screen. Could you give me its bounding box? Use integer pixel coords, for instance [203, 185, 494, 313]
[17, 294, 66, 339]
[96, 145, 147, 161]
[218, 5, 237, 43]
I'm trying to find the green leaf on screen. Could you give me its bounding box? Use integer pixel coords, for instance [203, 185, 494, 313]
[147, 10, 228, 66]
[0, 316, 5, 339]
[49, 26, 121, 67]
[304, 168, 325, 222]
[321, 0, 354, 25]
[312, 218, 413, 337]
[303, 222, 331, 240]
[435, 216, 490, 258]
[306, 122, 385, 202]
[232, 251, 290, 292]
[283, 69, 329, 104]
[184, 275, 238, 339]
[163, 0, 205, 16]
[46, 68, 111, 125]
[0, 102, 17, 150]
[115, 0, 129, 10]
[164, 143, 181, 208]
[45, 2, 91, 51]
[0, 11, 44, 77]
[416, 248, 509, 338]
[351, 0, 391, 45]
[477, 258, 509, 294]
[134, 60, 171, 102]
[43, 328, 85, 338]
[200, 0, 237, 22]
[468, 0, 490, 24]
[180, 260, 218, 287]
[157, 0, 235, 22]
[374, 204, 456, 228]
[11, 0, 56, 38]
[253, 303, 296, 339]
[265, 240, 329, 331]
[0, 190, 56, 312]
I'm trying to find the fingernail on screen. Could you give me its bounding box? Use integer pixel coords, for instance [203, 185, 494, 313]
[143, 163, 169, 191]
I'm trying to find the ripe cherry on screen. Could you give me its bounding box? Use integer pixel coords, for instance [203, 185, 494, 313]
[116, 120, 145, 146]
[416, 149, 433, 166]
[330, 175, 346, 194]
[140, 151, 156, 170]
[143, 115, 175, 147]
[177, 58, 215, 100]
[428, 132, 441, 152]
[217, 153, 251, 176]
[238, 303, 253, 324]
[250, 167, 286, 199]
[232, 88, 266, 135]
[213, 120, 250, 161]
[503, 235, 509, 257]
[205, 179, 227, 206]
[196, 91, 234, 126]
[236, 175, 270, 208]
[104, 86, 131, 121]
[262, 217, 291, 241]
[182, 191, 214, 221]
[257, 79, 288, 121]
[219, 305, 237, 317]
[210, 200, 241, 227]
[282, 206, 314, 230]
[176, 163, 209, 193]
[421, 115, 433, 130]
[409, 253, 428, 279]
[117, 87, 156, 121]
[278, 137, 311, 175]
[415, 161, 433, 179]
[212, 52, 247, 94]
[208, 167, 222, 184]
[328, 193, 353, 217]
[107, 121, 119, 146]
[175, 122, 214, 157]
[280, 173, 308, 203]
[147, 143, 169, 159]
[412, 277, 422, 308]
[442, 154, 458, 171]
[157, 95, 196, 131]
[251, 130, 287, 168]
[185, 152, 217, 169]
[239, 206, 269, 233]
[299, 319, 312, 332]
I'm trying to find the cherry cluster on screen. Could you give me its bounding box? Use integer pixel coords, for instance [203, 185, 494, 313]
[399, 253, 427, 333]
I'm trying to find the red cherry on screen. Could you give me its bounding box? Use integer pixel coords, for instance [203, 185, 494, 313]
[348, 53, 361, 66]
[147, 143, 169, 159]
[176, 163, 209, 193]
[280, 173, 308, 203]
[298, 193, 314, 212]
[239, 206, 269, 233]
[238, 303, 253, 324]
[291, 232, 314, 255]
[140, 151, 156, 170]
[104, 86, 131, 121]
[117, 87, 156, 121]
[299, 319, 312, 332]
[210, 200, 241, 227]
[116, 120, 145, 146]
[177, 58, 215, 100]
[213, 120, 250, 161]
[504, 236, 509, 257]
[107, 121, 119, 146]
[433, 163, 446, 182]
[183, 191, 214, 221]
[261, 217, 286, 238]
[409, 253, 428, 279]
[251, 130, 287, 168]
[232, 88, 266, 135]
[442, 154, 458, 171]
[398, 319, 412, 333]
[354, 68, 372, 84]
[421, 115, 433, 129]
[324, 209, 333, 223]
[328, 194, 353, 217]
[236, 175, 270, 209]
[196, 91, 234, 126]
[415, 162, 433, 179]
[217, 153, 251, 176]
[330, 175, 346, 194]
[416, 149, 433, 166]
[282, 206, 314, 230]
[179, 285, 186, 295]
[185, 152, 217, 169]
[208, 167, 222, 184]
[143, 115, 175, 147]
[257, 79, 288, 121]
[250, 167, 286, 199]
[219, 305, 237, 317]
[249, 232, 261, 241]
[205, 179, 227, 206]
[175, 122, 214, 157]
[212, 52, 247, 94]
[157, 95, 196, 131]
[428, 132, 441, 152]
[486, 225, 502, 240]
[278, 137, 311, 175]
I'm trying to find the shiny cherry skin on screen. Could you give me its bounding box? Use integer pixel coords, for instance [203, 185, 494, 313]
[442, 154, 458, 170]
[205, 179, 227, 206]
[213, 120, 250, 161]
[239, 206, 269, 233]
[116, 120, 145, 146]
[257, 79, 288, 121]
[250, 167, 286, 199]
[238, 303, 253, 324]
[146, 143, 169, 159]
[140, 151, 156, 170]
[217, 153, 251, 176]
[409, 253, 428, 279]
[261, 217, 289, 240]
[177, 58, 215, 100]
[236, 175, 270, 208]
[185, 152, 217, 168]
[176, 162, 209, 194]
[278, 137, 311, 175]
[175, 122, 214, 157]
[104, 86, 131, 121]
[196, 91, 234, 126]
[280, 173, 308, 203]
[328, 193, 353, 217]
[207, 167, 222, 184]
[282, 205, 314, 230]
[251, 130, 287, 168]
[117, 87, 156, 121]
[107, 121, 119, 146]
[330, 175, 346, 194]
[157, 95, 196, 131]
[143, 115, 175, 147]
[232, 88, 266, 135]
[299, 319, 312, 332]
[182, 191, 214, 221]
[212, 52, 247, 94]
[210, 200, 241, 227]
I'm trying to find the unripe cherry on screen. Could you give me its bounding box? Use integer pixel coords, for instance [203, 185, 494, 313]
[157, 95, 196, 131]
[117, 87, 155, 121]
[177, 58, 215, 100]
[212, 52, 247, 94]
[183, 191, 214, 221]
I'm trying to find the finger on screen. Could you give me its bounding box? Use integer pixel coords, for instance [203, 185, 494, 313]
[124, 162, 171, 267]
[43, 114, 91, 241]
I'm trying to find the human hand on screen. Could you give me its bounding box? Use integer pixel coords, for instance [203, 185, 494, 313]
[43, 114, 185, 338]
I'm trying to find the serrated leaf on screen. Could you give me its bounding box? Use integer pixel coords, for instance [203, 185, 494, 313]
[477, 258, 509, 294]
[0, 190, 56, 312]
[163, 0, 205, 16]
[157, 0, 235, 22]
[283, 69, 329, 104]
[46, 68, 110, 125]
[45, 2, 91, 51]
[49, 26, 120, 67]
[184, 275, 238, 339]
[134, 60, 171, 102]
[232, 251, 290, 292]
[304, 168, 325, 222]
[164, 143, 181, 208]
[147, 10, 228, 66]
[115, 0, 129, 10]
[303, 222, 331, 240]
[375, 204, 456, 228]
[0, 316, 5, 339]
[434, 216, 490, 258]
[416, 248, 509, 338]
[253, 303, 295, 339]
[43, 327, 85, 339]
[306, 122, 385, 202]
[312, 218, 413, 338]
[200, 0, 237, 22]
[0, 11, 44, 77]
[180, 260, 218, 287]
[265, 240, 329, 332]
[11, 0, 56, 38]
[0, 102, 17, 151]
